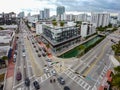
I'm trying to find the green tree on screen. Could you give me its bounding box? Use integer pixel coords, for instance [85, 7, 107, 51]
[0, 27, 4, 30]
[46, 44, 50, 49]
[112, 41, 120, 55]
[60, 21, 65, 27]
[1, 56, 8, 67]
[108, 23, 112, 28]
[112, 66, 120, 89]
[52, 21, 57, 26]
[114, 66, 120, 73]
[75, 21, 82, 27]
[77, 45, 86, 55]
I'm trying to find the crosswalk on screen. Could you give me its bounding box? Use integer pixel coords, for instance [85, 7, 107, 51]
[64, 68, 91, 90]
[15, 72, 53, 90]
[92, 66, 109, 90]
[37, 73, 52, 83]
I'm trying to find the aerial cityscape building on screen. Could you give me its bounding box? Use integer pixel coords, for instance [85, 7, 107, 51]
[42, 22, 81, 53]
[91, 12, 110, 27]
[0, 1, 120, 90]
[57, 6, 65, 20]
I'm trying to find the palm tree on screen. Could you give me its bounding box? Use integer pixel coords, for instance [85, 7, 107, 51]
[114, 66, 120, 73]
[77, 45, 86, 55]
[46, 44, 50, 49]
[1, 56, 8, 67]
[112, 41, 120, 55]
[60, 21, 65, 27]
[112, 66, 120, 89]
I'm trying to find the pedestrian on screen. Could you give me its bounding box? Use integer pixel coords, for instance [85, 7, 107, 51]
[53, 79, 56, 83]
[50, 79, 52, 83]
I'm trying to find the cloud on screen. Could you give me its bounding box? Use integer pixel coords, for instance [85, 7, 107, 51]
[47, 0, 120, 12]
[0, 0, 120, 15]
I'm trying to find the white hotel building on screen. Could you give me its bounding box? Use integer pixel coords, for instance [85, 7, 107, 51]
[91, 13, 110, 27]
[81, 22, 96, 37]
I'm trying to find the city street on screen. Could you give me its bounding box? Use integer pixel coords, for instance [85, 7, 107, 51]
[11, 19, 120, 90]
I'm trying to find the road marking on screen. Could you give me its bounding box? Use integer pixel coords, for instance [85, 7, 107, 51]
[25, 38, 43, 76]
[83, 41, 109, 76]
[64, 69, 91, 90]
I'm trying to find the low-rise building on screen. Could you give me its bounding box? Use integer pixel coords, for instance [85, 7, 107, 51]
[36, 22, 43, 34]
[42, 22, 81, 53]
[0, 25, 18, 30]
[0, 30, 15, 58]
[75, 14, 87, 22]
[81, 22, 96, 37]
[0, 12, 16, 25]
[27, 15, 39, 28]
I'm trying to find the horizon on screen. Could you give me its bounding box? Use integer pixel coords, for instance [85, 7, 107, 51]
[0, 0, 120, 16]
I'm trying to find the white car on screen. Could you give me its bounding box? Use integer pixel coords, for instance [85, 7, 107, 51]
[43, 68, 49, 73]
[13, 54, 16, 58]
[51, 69, 56, 76]
[13, 54, 16, 62]
[22, 53, 26, 57]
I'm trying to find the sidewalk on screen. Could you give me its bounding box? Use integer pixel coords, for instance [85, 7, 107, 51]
[4, 38, 16, 90]
[38, 40, 53, 59]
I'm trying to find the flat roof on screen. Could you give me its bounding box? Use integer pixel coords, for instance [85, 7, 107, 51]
[44, 22, 76, 29]
[0, 29, 14, 43]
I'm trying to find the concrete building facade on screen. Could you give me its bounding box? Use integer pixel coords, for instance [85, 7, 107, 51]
[91, 13, 110, 27]
[42, 23, 81, 53]
[81, 22, 96, 37]
[56, 6, 65, 20]
[44, 8, 50, 19]
[75, 14, 87, 22]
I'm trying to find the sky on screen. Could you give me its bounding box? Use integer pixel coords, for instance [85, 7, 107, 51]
[0, 0, 120, 16]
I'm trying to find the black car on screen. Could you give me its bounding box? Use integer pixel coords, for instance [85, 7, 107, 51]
[64, 86, 70, 90]
[25, 78, 30, 86]
[38, 54, 41, 57]
[42, 53, 46, 57]
[57, 77, 65, 85]
[36, 50, 38, 53]
[33, 81, 40, 89]
[22, 49, 25, 52]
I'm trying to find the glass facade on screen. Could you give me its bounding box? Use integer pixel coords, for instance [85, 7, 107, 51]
[43, 25, 80, 43]
[42, 25, 81, 53]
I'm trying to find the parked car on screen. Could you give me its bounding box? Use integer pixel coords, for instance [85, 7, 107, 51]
[42, 48, 46, 52]
[16, 72, 22, 81]
[64, 86, 70, 90]
[36, 50, 38, 53]
[22, 49, 25, 52]
[38, 54, 41, 57]
[57, 77, 65, 85]
[22, 53, 26, 57]
[25, 77, 30, 86]
[44, 68, 49, 73]
[13, 54, 16, 62]
[33, 81, 40, 89]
